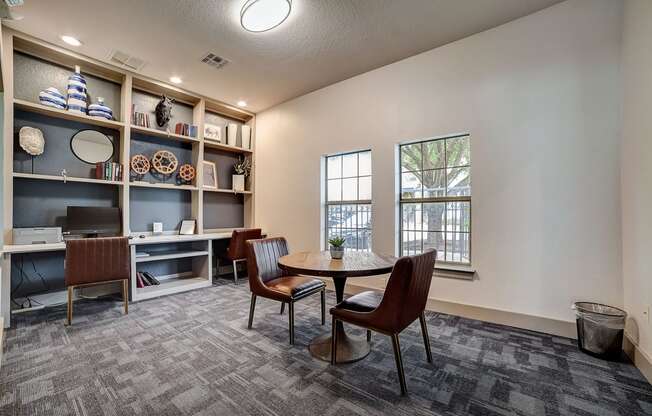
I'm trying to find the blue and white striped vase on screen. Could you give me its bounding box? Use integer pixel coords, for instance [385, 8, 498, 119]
[66, 65, 88, 115]
[38, 87, 66, 110]
[88, 97, 113, 120]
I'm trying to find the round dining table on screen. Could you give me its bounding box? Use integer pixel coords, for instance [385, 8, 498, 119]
[278, 251, 395, 363]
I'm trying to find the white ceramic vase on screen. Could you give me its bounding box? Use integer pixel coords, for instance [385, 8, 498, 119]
[227, 123, 238, 147]
[232, 174, 245, 192]
[241, 125, 251, 149]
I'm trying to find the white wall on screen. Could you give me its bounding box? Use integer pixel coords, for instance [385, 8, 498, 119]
[254, 0, 624, 323]
[622, 0, 652, 361]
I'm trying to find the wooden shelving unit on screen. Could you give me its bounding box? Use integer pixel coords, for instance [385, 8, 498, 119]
[1, 29, 258, 320]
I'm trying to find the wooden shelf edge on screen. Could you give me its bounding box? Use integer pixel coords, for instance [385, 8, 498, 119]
[129, 181, 198, 191]
[203, 141, 253, 154]
[13, 172, 124, 186]
[130, 125, 200, 143]
[14, 99, 125, 130]
[202, 187, 252, 195]
[135, 250, 210, 263]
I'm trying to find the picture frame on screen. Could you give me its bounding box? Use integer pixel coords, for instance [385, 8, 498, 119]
[203, 160, 218, 189]
[204, 123, 222, 143]
[179, 219, 196, 235]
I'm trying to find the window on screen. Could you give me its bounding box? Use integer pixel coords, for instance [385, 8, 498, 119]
[325, 150, 372, 251]
[399, 135, 471, 264]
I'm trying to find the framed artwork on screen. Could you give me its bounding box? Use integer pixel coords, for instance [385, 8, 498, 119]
[203, 160, 218, 189]
[179, 219, 196, 235]
[204, 123, 222, 143]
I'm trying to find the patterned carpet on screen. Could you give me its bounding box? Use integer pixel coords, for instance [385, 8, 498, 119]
[1, 280, 651, 416]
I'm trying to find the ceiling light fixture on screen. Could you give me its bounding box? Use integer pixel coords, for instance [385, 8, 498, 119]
[169, 76, 182, 84]
[240, 0, 291, 33]
[237, 100, 247, 107]
[61, 35, 82, 47]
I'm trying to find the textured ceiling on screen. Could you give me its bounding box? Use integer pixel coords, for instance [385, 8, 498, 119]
[6, 0, 563, 112]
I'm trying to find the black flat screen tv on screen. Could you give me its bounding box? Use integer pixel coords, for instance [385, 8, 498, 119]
[66, 206, 121, 236]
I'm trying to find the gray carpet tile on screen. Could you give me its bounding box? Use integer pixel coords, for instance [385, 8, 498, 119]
[1, 280, 651, 416]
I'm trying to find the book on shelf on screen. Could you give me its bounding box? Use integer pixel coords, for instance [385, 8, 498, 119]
[131, 104, 151, 128]
[174, 122, 198, 137]
[95, 162, 123, 181]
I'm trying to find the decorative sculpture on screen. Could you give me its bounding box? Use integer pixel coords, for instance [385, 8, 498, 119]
[178, 164, 196, 183]
[19, 126, 45, 156]
[151, 150, 178, 175]
[155, 95, 174, 127]
[130, 154, 150, 176]
[88, 97, 114, 120]
[67, 65, 88, 115]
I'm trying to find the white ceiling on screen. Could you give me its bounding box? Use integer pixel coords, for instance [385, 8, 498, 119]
[6, 0, 563, 112]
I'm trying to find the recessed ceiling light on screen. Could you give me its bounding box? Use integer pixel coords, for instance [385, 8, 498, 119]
[240, 0, 291, 33]
[169, 76, 182, 84]
[61, 35, 82, 47]
[237, 100, 247, 107]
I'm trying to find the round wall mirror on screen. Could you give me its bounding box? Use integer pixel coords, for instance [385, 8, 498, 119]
[70, 130, 114, 164]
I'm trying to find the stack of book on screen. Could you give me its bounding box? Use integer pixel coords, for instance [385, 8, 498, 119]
[131, 105, 151, 128]
[95, 162, 123, 181]
[136, 271, 160, 288]
[175, 122, 198, 137]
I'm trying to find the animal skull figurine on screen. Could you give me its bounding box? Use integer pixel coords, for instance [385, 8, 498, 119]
[19, 126, 45, 156]
[155, 95, 174, 127]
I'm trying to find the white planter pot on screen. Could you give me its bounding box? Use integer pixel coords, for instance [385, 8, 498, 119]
[232, 174, 245, 192]
[330, 246, 344, 259]
[241, 125, 251, 149]
[227, 123, 238, 147]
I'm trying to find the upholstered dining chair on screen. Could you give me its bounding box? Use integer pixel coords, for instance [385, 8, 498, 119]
[330, 250, 437, 395]
[226, 228, 262, 284]
[246, 237, 326, 345]
[64, 237, 130, 325]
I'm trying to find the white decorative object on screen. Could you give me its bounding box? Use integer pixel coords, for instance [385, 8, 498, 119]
[19, 126, 45, 156]
[204, 123, 222, 143]
[67, 65, 88, 115]
[152, 222, 163, 235]
[88, 97, 113, 120]
[241, 125, 251, 149]
[38, 87, 66, 109]
[232, 174, 245, 192]
[227, 123, 238, 147]
[179, 220, 196, 235]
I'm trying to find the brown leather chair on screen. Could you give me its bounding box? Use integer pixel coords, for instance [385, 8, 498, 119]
[330, 250, 436, 395]
[246, 237, 326, 344]
[226, 228, 262, 284]
[64, 237, 130, 325]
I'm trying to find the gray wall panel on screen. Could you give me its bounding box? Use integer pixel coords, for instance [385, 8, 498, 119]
[129, 187, 191, 233]
[13, 178, 119, 228]
[11, 251, 65, 298]
[203, 148, 239, 190]
[203, 193, 244, 229]
[132, 90, 193, 130]
[14, 52, 122, 117]
[14, 110, 119, 178]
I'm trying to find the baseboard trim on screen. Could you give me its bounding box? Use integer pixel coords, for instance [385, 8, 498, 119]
[322, 279, 576, 339]
[624, 335, 652, 384]
[0, 316, 4, 370]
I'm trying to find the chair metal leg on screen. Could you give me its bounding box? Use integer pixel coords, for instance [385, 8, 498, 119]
[233, 260, 239, 284]
[247, 294, 257, 329]
[391, 334, 408, 395]
[289, 302, 295, 345]
[280, 302, 285, 314]
[123, 279, 129, 315]
[66, 286, 73, 325]
[321, 289, 326, 325]
[419, 312, 433, 363]
[367, 330, 372, 342]
[331, 316, 338, 365]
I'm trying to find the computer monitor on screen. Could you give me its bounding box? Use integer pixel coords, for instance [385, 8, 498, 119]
[66, 206, 121, 236]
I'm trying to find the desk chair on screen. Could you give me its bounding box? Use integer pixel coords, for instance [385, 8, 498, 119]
[330, 250, 436, 395]
[64, 237, 130, 325]
[246, 237, 326, 345]
[226, 228, 262, 283]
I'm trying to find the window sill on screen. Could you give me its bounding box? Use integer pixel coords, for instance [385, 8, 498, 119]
[433, 263, 476, 280]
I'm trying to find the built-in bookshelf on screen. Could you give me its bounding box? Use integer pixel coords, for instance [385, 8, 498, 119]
[2, 29, 256, 312]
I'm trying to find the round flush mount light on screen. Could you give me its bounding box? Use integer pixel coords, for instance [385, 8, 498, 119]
[60, 35, 82, 47]
[240, 0, 291, 33]
[237, 100, 247, 107]
[169, 76, 182, 84]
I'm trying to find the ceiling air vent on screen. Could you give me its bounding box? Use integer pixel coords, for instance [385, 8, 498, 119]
[107, 49, 146, 71]
[201, 53, 229, 69]
[4, 0, 24, 6]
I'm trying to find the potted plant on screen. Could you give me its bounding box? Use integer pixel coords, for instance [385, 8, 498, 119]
[232, 156, 251, 192]
[328, 236, 345, 259]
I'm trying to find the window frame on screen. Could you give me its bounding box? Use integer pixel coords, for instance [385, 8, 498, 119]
[324, 149, 373, 252]
[398, 134, 472, 265]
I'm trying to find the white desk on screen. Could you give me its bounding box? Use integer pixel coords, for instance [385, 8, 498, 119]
[1, 232, 240, 328]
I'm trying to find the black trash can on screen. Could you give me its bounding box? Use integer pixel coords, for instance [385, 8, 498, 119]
[574, 302, 627, 359]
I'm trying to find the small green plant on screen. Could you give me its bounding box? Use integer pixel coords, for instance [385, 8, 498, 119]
[328, 236, 345, 248]
[233, 156, 251, 177]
